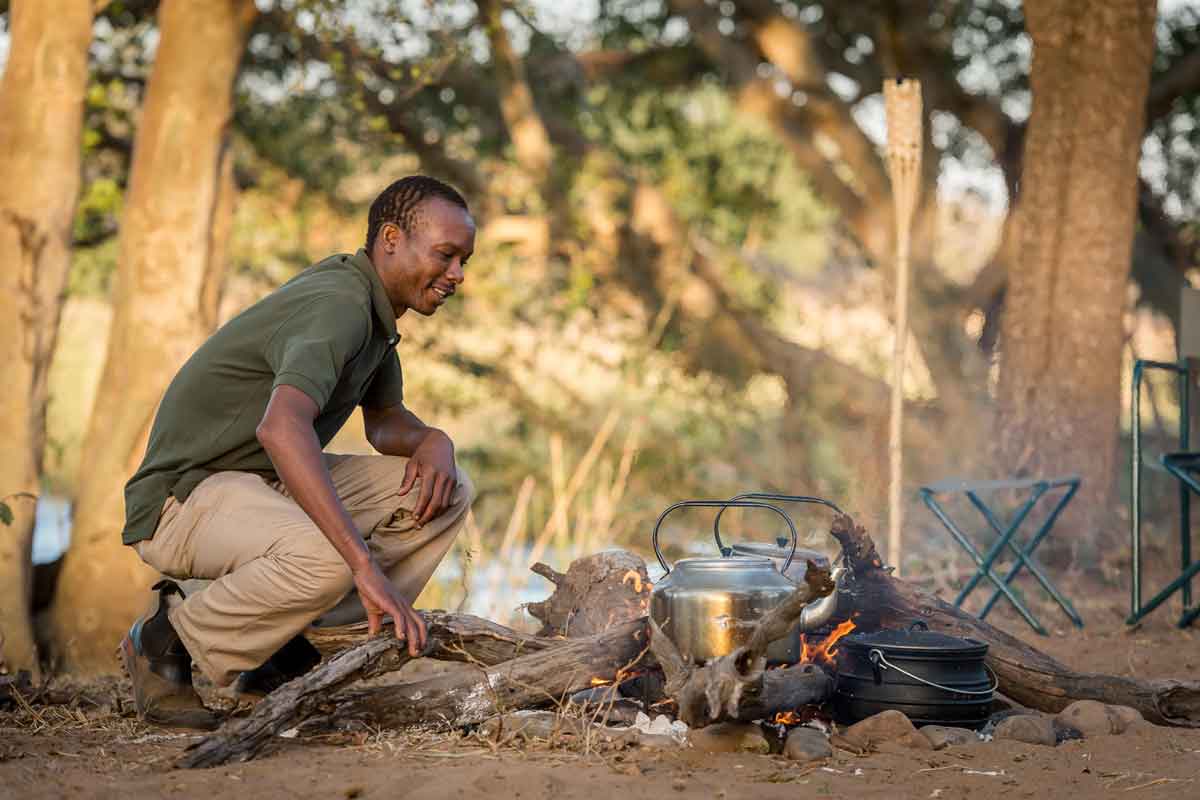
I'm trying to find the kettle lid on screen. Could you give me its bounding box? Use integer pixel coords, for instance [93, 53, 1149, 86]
[727, 541, 832, 567]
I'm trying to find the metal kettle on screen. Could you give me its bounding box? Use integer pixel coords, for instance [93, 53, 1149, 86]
[649, 498, 844, 665]
[714, 492, 846, 634]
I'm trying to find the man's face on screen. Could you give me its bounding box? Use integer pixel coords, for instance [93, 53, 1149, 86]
[374, 197, 476, 317]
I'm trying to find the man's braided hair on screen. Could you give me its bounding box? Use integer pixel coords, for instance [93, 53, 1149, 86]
[365, 175, 469, 252]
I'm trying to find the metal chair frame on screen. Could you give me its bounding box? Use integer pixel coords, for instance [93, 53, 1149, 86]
[1129, 358, 1199, 628]
[920, 476, 1083, 636]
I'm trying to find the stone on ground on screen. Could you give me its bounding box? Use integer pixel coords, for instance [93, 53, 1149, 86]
[1107, 705, 1145, 731]
[784, 726, 832, 764]
[920, 725, 978, 750]
[688, 722, 771, 754]
[841, 709, 918, 749]
[1054, 700, 1138, 736]
[994, 714, 1057, 746]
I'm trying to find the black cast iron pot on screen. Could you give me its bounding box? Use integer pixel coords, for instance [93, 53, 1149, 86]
[833, 621, 996, 729]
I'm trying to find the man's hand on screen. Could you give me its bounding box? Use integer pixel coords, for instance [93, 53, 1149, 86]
[397, 429, 457, 526]
[352, 557, 427, 656]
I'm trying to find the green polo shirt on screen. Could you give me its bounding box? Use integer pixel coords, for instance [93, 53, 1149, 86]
[121, 249, 405, 545]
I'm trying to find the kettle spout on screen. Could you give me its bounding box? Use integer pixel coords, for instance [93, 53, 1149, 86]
[797, 565, 846, 631]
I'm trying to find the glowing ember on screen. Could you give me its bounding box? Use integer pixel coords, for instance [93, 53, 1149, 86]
[798, 619, 857, 665]
[773, 710, 804, 726]
[621, 570, 649, 593]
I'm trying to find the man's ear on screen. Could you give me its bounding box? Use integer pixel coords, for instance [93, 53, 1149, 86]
[382, 222, 403, 254]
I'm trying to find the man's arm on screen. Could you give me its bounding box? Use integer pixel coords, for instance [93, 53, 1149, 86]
[256, 385, 426, 654]
[363, 403, 458, 527]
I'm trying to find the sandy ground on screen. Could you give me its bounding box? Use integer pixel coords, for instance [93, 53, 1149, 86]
[3, 595, 1200, 800]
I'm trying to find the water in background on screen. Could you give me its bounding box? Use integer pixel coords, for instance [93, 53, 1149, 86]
[32, 494, 71, 565]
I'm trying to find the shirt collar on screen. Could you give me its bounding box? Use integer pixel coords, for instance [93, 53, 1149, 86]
[350, 248, 400, 344]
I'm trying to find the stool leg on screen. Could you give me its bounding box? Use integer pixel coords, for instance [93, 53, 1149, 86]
[920, 490, 1049, 636]
[1182, 369, 1192, 615]
[1130, 558, 1200, 621]
[976, 484, 1083, 627]
[1156, 463, 1200, 627]
[958, 489, 1039, 593]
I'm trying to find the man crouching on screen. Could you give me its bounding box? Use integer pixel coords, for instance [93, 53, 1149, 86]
[118, 176, 476, 727]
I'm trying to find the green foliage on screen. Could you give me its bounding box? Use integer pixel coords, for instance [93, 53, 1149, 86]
[235, 92, 354, 199]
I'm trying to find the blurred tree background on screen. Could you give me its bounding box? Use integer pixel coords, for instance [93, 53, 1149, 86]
[1, 0, 1198, 674]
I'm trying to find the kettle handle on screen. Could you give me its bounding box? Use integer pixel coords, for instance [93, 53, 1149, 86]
[652, 500, 800, 575]
[712, 493, 844, 573]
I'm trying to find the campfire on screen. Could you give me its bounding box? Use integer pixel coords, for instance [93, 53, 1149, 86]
[798, 619, 857, 667]
[175, 515, 1200, 770]
[766, 619, 857, 730]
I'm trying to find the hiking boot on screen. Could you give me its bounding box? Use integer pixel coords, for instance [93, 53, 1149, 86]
[234, 633, 322, 700]
[119, 579, 220, 730]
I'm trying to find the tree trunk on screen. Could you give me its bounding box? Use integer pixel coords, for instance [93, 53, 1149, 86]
[49, 0, 258, 673]
[0, 0, 94, 676]
[996, 0, 1157, 559]
[476, 0, 553, 186]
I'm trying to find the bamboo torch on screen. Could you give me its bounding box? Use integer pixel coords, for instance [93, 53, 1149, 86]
[883, 78, 923, 576]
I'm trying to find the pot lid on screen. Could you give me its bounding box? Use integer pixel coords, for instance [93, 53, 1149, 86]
[843, 623, 988, 657]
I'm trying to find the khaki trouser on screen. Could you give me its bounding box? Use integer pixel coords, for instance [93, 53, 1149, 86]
[134, 454, 474, 687]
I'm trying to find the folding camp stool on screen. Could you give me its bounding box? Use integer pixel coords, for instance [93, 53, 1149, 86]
[919, 476, 1084, 636]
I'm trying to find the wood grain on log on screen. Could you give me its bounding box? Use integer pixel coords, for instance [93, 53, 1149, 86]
[179, 635, 409, 768]
[828, 514, 1200, 727]
[306, 611, 552, 663]
[526, 551, 651, 637]
[180, 612, 562, 769]
[328, 618, 649, 731]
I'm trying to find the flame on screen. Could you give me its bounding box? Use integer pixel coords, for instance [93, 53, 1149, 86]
[773, 710, 804, 726]
[798, 619, 856, 666]
[589, 677, 613, 687]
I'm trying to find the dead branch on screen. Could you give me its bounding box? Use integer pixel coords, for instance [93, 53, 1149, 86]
[320, 618, 650, 733]
[181, 612, 561, 769]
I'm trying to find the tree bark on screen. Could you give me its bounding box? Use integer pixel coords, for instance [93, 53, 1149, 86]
[995, 0, 1158, 558]
[476, 0, 554, 187]
[0, 0, 94, 676]
[49, 0, 258, 673]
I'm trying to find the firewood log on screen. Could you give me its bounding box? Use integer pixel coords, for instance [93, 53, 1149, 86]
[324, 618, 649, 731]
[179, 612, 568, 769]
[525, 550, 652, 637]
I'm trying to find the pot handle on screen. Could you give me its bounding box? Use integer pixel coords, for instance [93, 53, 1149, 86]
[712, 493, 845, 573]
[868, 649, 999, 696]
[653, 500, 799, 575]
